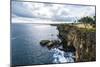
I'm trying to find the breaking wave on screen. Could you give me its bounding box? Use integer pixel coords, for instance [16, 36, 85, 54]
[50, 48, 75, 63]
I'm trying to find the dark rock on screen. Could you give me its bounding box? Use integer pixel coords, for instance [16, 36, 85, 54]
[40, 40, 50, 46]
[65, 45, 76, 52]
[40, 40, 60, 49]
[59, 43, 76, 52]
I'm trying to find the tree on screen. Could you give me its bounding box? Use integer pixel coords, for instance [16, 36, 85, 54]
[93, 16, 96, 24]
[78, 16, 95, 28]
[78, 16, 94, 24]
[92, 16, 96, 28]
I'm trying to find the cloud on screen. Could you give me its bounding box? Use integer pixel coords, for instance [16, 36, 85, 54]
[12, 2, 34, 18]
[12, 1, 95, 23]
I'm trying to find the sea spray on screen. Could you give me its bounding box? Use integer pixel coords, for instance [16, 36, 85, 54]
[50, 48, 75, 63]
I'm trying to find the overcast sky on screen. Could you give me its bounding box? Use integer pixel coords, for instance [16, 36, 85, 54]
[12, 1, 95, 23]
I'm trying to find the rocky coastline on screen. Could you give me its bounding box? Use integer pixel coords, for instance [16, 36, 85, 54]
[40, 24, 96, 62]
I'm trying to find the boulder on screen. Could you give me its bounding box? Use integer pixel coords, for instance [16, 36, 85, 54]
[40, 40, 50, 46]
[40, 40, 60, 49]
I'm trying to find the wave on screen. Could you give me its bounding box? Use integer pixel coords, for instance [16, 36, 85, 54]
[50, 48, 75, 63]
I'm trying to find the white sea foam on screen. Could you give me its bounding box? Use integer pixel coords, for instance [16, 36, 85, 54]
[50, 48, 75, 63]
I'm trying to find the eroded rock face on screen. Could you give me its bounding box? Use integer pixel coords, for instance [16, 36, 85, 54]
[57, 24, 96, 62]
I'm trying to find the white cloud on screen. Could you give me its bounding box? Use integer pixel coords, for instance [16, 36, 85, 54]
[12, 1, 95, 23]
[33, 6, 53, 18]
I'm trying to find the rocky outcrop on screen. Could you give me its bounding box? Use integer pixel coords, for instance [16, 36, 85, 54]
[57, 24, 96, 62]
[40, 40, 60, 49]
[40, 40, 50, 46]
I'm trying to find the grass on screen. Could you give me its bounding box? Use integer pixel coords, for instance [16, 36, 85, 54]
[79, 28, 96, 32]
[73, 23, 96, 32]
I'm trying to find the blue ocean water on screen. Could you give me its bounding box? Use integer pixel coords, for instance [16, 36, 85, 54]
[11, 23, 75, 66]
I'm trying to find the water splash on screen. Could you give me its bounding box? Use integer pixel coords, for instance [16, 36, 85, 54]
[50, 48, 75, 63]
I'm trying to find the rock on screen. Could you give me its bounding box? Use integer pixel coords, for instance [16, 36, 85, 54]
[40, 40, 60, 49]
[59, 44, 76, 52]
[47, 41, 54, 47]
[56, 24, 96, 62]
[66, 45, 76, 52]
[40, 40, 50, 46]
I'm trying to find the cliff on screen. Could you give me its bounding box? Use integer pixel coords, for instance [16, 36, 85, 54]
[57, 24, 96, 62]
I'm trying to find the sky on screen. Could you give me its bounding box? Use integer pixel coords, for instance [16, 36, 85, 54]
[12, 1, 95, 23]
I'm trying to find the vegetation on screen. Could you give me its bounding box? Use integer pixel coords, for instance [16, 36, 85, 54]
[78, 16, 96, 28]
